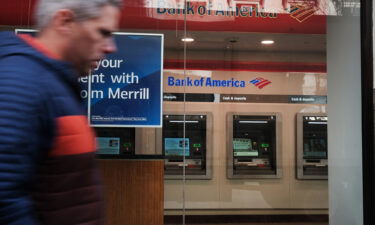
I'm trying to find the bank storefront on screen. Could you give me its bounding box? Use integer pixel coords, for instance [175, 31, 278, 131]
[1, 0, 373, 224]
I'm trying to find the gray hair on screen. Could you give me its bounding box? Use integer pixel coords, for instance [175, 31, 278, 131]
[35, 0, 122, 29]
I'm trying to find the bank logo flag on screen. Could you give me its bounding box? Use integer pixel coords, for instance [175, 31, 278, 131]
[250, 77, 272, 89]
[290, 4, 317, 22]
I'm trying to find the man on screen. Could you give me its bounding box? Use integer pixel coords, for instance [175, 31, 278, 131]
[0, 0, 122, 224]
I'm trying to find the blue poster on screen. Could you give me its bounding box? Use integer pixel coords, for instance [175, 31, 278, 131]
[83, 33, 163, 127]
[15, 30, 163, 127]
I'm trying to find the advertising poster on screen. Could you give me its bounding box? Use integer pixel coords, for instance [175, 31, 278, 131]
[16, 30, 164, 127]
[82, 33, 164, 127]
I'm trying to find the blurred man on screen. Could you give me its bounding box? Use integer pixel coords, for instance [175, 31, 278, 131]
[0, 0, 122, 224]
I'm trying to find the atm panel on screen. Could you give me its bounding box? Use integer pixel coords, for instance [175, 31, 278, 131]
[296, 113, 328, 180]
[95, 127, 135, 156]
[227, 113, 282, 179]
[156, 113, 213, 179]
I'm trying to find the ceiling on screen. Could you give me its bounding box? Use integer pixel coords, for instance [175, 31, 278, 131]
[129, 29, 326, 53]
[1, 25, 326, 53]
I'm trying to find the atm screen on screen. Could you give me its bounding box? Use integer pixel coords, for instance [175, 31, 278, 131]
[233, 138, 258, 157]
[164, 138, 190, 156]
[303, 116, 328, 159]
[97, 137, 120, 154]
[304, 138, 327, 158]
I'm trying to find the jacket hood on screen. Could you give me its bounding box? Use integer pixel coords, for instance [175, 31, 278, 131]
[0, 31, 79, 88]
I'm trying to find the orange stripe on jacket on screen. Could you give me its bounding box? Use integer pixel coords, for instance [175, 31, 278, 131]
[50, 116, 97, 156]
[18, 34, 61, 60]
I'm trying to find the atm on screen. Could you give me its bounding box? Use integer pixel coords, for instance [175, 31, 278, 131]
[94, 127, 135, 156]
[296, 113, 328, 179]
[156, 113, 212, 179]
[227, 113, 282, 179]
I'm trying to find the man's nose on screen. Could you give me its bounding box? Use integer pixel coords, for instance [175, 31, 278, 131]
[104, 38, 117, 54]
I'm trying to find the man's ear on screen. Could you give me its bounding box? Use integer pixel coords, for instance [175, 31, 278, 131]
[51, 9, 76, 34]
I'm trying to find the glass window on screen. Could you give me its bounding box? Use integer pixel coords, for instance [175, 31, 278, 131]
[0, 1, 371, 225]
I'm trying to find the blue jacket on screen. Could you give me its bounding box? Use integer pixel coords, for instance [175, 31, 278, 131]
[0, 32, 103, 225]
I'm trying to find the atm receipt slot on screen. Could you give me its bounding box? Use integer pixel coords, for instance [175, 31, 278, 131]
[166, 159, 202, 168]
[303, 159, 328, 167]
[235, 158, 270, 167]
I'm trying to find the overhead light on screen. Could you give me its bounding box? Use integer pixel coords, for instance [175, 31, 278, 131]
[181, 37, 194, 42]
[261, 40, 274, 45]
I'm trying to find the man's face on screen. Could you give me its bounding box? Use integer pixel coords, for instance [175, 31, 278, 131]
[68, 5, 120, 76]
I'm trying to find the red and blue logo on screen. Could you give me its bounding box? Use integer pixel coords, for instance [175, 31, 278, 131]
[250, 77, 272, 89]
[289, 4, 317, 23]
